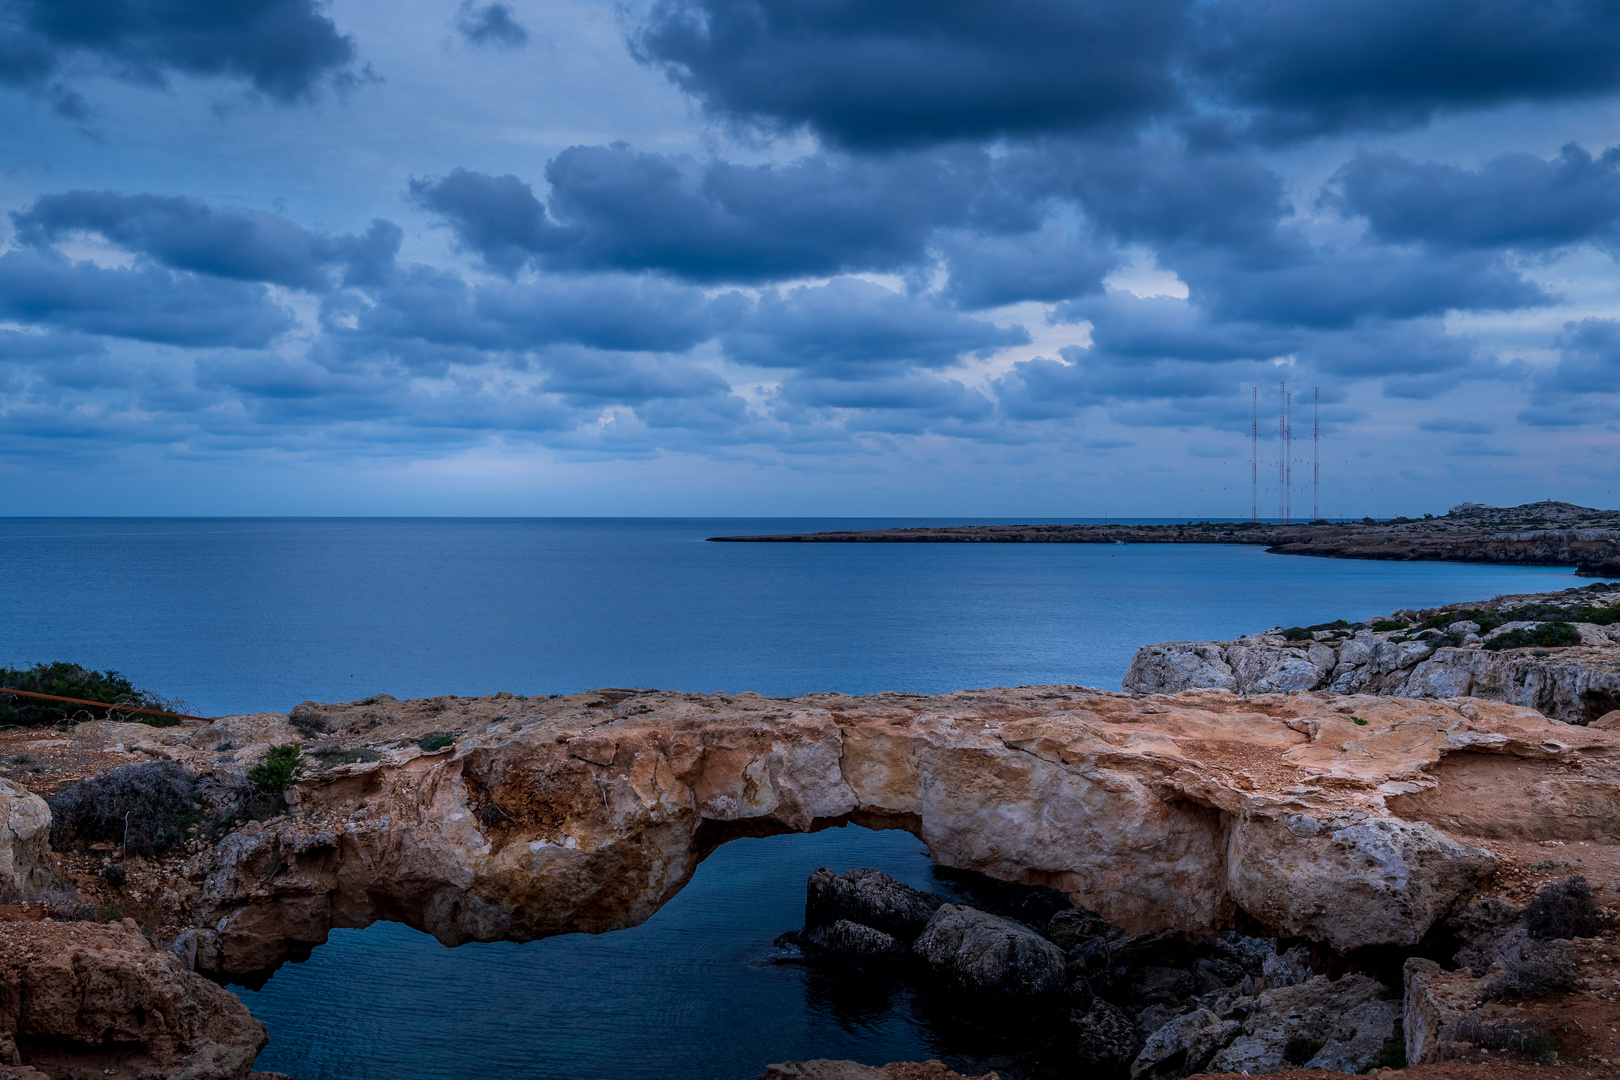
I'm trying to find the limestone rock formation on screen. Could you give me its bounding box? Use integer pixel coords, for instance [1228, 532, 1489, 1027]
[1125, 585, 1620, 723]
[0, 918, 268, 1079]
[1204, 974, 1400, 1074]
[0, 781, 48, 897]
[44, 683, 1620, 979]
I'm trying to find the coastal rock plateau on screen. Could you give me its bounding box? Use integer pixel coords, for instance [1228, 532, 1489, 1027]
[1125, 585, 1620, 724]
[17, 684, 1618, 981]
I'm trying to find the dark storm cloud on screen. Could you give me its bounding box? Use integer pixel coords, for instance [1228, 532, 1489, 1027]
[1192, 0, 1620, 140]
[0, 247, 292, 346]
[12, 191, 351, 289]
[455, 2, 528, 48]
[721, 277, 1027, 379]
[1520, 318, 1620, 425]
[337, 263, 730, 358]
[631, 0, 1186, 148]
[631, 1, 1620, 150]
[993, 347, 1240, 421]
[0, 0, 358, 111]
[412, 145, 1033, 282]
[1328, 144, 1620, 251]
[937, 222, 1117, 310]
[1184, 245, 1549, 328]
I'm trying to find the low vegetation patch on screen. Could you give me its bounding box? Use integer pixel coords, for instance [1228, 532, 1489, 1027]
[1481, 950, 1579, 1001]
[1523, 875, 1606, 939]
[418, 732, 456, 752]
[1451, 1016, 1555, 1058]
[0, 662, 189, 727]
[47, 760, 199, 855]
[248, 744, 305, 790]
[1483, 622, 1581, 651]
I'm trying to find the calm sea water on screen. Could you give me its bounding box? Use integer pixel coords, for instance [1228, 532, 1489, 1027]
[0, 518, 1585, 1079]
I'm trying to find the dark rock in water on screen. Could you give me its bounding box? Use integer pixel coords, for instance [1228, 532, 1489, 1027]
[806, 867, 946, 945]
[912, 904, 1068, 998]
[1129, 1008, 1241, 1080]
[1047, 906, 1114, 950]
[929, 865, 1072, 928]
[802, 919, 907, 959]
[1070, 999, 1140, 1069]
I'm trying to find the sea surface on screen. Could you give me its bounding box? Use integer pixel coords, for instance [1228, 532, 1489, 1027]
[0, 517, 1585, 1079]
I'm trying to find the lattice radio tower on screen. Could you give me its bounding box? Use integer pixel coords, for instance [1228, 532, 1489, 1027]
[1250, 387, 1258, 522]
[1313, 387, 1320, 521]
[1277, 382, 1286, 523]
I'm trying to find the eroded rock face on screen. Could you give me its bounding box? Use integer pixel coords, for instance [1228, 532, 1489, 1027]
[46, 684, 1620, 980]
[0, 918, 267, 1079]
[0, 781, 49, 897]
[1205, 974, 1400, 1074]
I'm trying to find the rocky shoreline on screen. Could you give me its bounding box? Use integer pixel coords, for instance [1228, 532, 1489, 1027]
[709, 501, 1620, 577]
[1125, 583, 1620, 724]
[0, 683, 1617, 1077]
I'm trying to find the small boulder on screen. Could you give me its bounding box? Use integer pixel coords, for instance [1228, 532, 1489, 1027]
[1130, 1008, 1241, 1080]
[912, 904, 1067, 998]
[801, 919, 907, 959]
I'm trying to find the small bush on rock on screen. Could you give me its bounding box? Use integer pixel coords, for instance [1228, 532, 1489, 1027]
[47, 760, 199, 855]
[1523, 876, 1605, 939]
[248, 744, 304, 790]
[1483, 622, 1581, 651]
[418, 732, 456, 752]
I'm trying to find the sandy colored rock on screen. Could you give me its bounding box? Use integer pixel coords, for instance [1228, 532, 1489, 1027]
[0, 780, 49, 897]
[0, 918, 267, 1078]
[57, 685, 1608, 977]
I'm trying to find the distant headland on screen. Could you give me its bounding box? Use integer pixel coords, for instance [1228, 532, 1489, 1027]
[709, 500, 1620, 577]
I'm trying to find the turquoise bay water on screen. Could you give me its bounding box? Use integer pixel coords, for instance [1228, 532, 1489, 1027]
[0, 518, 1585, 1079]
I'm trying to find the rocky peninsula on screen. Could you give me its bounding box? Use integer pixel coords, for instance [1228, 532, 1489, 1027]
[710, 501, 1620, 577]
[1, 684, 1618, 1077]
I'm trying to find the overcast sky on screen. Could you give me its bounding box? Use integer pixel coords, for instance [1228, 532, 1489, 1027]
[2, 0, 1619, 517]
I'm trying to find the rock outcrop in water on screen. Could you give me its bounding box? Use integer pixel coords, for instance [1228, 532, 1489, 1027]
[10, 684, 1617, 983]
[1125, 584, 1620, 724]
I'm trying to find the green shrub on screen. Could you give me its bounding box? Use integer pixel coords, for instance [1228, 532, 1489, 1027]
[1351, 716, 1368, 726]
[1280, 627, 1312, 641]
[47, 761, 199, 855]
[247, 744, 304, 790]
[0, 662, 187, 728]
[1452, 1017, 1555, 1057]
[1482, 622, 1581, 651]
[418, 732, 456, 752]
[1370, 619, 1407, 632]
